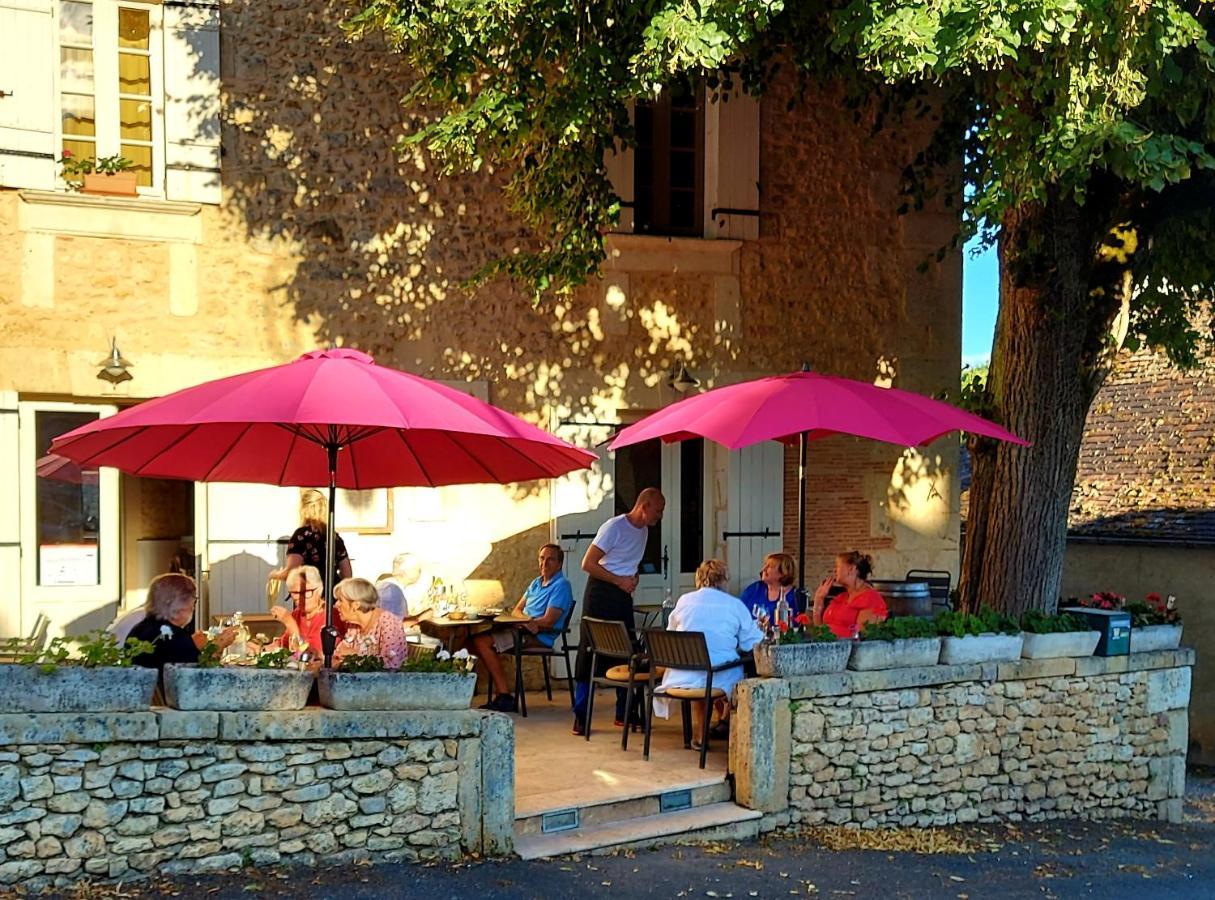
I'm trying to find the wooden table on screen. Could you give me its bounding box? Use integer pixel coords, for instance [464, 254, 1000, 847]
[423, 615, 490, 651]
[634, 603, 664, 630]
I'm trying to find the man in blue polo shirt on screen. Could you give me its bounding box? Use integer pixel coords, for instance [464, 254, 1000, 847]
[470, 542, 574, 713]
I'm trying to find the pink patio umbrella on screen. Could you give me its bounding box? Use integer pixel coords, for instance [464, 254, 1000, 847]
[36, 452, 98, 486]
[610, 366, 1028, 593]
[51, 348, 596, 664]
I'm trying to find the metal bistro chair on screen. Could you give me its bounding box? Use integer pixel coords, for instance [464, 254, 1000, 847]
[511, 599, 578, 717]
[580, 617, 663, 748]
[642, 628, 744, 770]
[0, 613, 50, 663]
[905, 569, 952, 607]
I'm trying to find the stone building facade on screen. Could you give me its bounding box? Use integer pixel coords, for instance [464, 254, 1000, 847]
[0, 0, 962, 639]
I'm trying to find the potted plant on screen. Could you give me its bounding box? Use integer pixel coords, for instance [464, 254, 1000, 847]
[0, 631, 157, 713]
[163, 645, 315, 711]
[848, 616, 941, 671]
[754, 616, 850, 676]
[936, 607, 1024, 664]
[318, 649, 477, 711]
[60, 150, 139, 196]
[1126, 593, 1183, 653]
[1019, 610, 1101, 659]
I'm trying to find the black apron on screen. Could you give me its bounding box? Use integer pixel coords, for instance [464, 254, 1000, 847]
[573, 576, 635, 682]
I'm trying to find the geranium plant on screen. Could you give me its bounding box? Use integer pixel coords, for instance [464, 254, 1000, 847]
[1077, 591, 1126, 611]
[858, 617, 937, 641]
[58, 150, 135, 188]
[1124, 593, 1181, 627]
[1020, 610, 1087, 635]
[777, 613, 837, 645]
[934, 607, 1019, 638]
[1, 631, 154, 674]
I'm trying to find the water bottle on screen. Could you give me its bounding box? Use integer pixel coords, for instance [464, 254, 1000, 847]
[774, 593, 792, 636]
[661, 589, 676, 627]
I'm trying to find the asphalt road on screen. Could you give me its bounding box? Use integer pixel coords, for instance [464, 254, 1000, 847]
[23, 773, 1215, 900]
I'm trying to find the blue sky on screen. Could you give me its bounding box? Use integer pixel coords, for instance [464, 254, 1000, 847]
[962, 237, 998, 368]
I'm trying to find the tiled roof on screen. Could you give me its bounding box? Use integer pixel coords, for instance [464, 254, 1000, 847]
[959, 346, 1215, 545]
[1069, 347, 1215, 545]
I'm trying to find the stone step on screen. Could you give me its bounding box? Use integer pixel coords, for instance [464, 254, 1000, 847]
[515, 778, 732, 837]
[514, 802, 762, 860]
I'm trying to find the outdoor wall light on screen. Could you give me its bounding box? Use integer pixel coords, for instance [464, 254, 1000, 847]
[668, 363, 701, 394]
[97, 337, 133, 385]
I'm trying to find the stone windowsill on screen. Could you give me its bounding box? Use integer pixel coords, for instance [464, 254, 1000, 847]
[783, 647, 1195, 701]
[17, 189, 204, 244]
[604, 232, 742, 275]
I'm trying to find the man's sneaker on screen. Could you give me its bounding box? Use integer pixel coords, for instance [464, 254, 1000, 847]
[479, 693, 517, 713]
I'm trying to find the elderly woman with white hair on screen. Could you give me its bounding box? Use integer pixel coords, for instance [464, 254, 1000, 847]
[655, 559, 763, 747]
[332, 577, 408, 670]
[126, 573, 235, 672]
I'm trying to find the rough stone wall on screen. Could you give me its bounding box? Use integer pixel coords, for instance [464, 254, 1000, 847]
[786, 657, 1191, 828]
[0, 709, 513, 890]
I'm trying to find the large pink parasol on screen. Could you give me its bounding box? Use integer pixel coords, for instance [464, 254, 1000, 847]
[52, 348, 596, 663]
[610, 367, 1028, 590]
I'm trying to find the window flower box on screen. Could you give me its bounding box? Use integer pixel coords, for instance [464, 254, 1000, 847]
[1129, 623, 1183, 654]
[848, 637, 942, 670]
[754, 640, 850, 677]
[163, 664, 315, 711]
[938, 633, 1024, 665]
[0, 664, 156, 713]
[318, 669, 477, 711]
[1020, 630, 1101, 659]
[81, 172, 139, 196]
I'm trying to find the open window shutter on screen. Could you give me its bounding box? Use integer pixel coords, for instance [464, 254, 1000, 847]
[604, 101, 634, 233]
[707, 85, 760, 240]
[163, 0, 221, 203]
[0, 0, 56, 190]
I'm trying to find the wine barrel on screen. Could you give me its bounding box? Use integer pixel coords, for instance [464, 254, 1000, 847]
[871, 579, 933, 618]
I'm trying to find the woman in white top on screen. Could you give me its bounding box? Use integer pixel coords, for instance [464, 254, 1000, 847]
[657, 559, 763, 746]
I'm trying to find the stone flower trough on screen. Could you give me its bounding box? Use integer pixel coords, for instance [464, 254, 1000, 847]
[1129, 624, 1183, 654]
[754, 641, 850, 677]
[318, 669, 477, 710]
[847, 637, 941, 671]
[1020, 630, 1101, 659]
[938, 633, 1025, 665]
[163, 664, 315, 710]
[0, 664, 156, 713]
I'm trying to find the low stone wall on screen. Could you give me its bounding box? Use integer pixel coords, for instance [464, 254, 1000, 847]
[731, 649, 1193, 830]
[0, 709, 513, 890]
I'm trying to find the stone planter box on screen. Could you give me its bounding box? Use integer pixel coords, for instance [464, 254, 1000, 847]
[754, 641, 850, 677]
[163, 664, 315, 711]
[1129, 623, 1183, 654]
[1021, 630, 1101, 659]
[318, 669, 476, 710]
[0, 664, 156, 713]
[848, 637, 941, 671]
[939, 633, 1024, 665]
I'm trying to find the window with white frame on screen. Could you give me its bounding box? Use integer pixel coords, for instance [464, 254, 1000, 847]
[59, 0, 163, 190]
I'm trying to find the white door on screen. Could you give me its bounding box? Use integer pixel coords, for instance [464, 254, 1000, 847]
[202, 482, 297, 622]
[18, 400, 120, 635]
[725, 442, 785, 594]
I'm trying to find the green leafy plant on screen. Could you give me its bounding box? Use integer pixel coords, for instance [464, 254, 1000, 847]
[0, 631, 153, 674]
[399, 654, 475, 674]
[935, 608, 1019, 638]
[339, 653, 387, 673]
[1020, 610, 1086, 635]
[858, 617, 938, 641]
[1124, 593, 1181, 627]
[254, 648, 292, 669]
[196, 641, 224, 669]
[58, 150, 134, 186]
[778, 624, 837, 645]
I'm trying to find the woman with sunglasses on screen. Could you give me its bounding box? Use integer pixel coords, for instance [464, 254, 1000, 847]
[267, 565, 345, 657]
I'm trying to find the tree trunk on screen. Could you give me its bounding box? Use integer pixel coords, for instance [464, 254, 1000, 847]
[959, 194, 1118, 618]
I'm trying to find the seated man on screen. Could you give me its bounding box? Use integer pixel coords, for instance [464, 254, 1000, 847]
[375, 552, 430, 624]
[470, 543, 573, 713]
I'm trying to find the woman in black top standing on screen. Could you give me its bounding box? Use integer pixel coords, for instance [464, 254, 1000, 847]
[269, 489, 352, 589]
[127, 573, 234, 671]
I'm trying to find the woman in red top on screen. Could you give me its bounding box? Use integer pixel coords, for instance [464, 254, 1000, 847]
[268, 565, 344, 656]
[812, 551, 888, 638]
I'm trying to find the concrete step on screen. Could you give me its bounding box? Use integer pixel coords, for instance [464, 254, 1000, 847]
[516, 778, 732, 837]
[514, 801, 762, 860]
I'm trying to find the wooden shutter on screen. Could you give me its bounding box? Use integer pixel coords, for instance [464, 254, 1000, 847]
[604, 101, 634, 233]
[0, 0, 57, 190]
[725, 442, 783, 594]
[163, 0, 221, 203]
[706, 84, 760, 240]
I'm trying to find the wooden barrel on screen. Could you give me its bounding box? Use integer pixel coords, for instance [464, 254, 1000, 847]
[872, 580, 933, 618]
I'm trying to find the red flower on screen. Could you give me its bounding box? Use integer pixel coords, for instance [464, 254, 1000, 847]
[62, 149, 73, 158]
[778, 620, 790, 633]
[793, 613, 810, 626]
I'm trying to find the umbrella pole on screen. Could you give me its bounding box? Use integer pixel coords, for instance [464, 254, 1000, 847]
[797, 429, 808, 595]
[321, 441, 339, 669]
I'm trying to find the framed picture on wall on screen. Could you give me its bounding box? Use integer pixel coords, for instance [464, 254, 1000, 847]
[335, 489, 394, 534]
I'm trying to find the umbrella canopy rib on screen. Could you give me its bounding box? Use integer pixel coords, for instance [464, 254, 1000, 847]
[392, 428, 436, 487]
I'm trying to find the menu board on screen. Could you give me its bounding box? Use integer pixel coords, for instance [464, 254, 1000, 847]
[39, 543, 99, 586]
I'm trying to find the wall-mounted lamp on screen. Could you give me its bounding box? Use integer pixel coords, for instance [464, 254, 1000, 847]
[97, 337, 133, 385]
[668, 363, 701, 395]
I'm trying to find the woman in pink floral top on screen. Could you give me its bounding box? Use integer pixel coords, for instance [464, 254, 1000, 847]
[332, 577, 407, 670]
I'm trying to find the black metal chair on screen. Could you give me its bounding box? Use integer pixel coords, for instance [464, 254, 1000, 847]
[511, 599, 577, 717]
[641, 628, 744, 769]
[580, 617, 660, 748]
[905, 569, 952, 606]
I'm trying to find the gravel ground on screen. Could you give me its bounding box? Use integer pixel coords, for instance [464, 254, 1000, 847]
[17, 770, 1215, 900]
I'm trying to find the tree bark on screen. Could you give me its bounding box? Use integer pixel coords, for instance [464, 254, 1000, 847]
[959, 192, 1122, 617]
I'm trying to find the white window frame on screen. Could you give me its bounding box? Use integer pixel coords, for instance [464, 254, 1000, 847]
[18, 400, 121, 614]
[54, 0, 166, 196]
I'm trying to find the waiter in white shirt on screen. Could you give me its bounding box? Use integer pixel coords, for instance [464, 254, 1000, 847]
[572, 487, 665, 734]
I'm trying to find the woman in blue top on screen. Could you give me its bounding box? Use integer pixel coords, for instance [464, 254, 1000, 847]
[739, 552, 800, 622]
